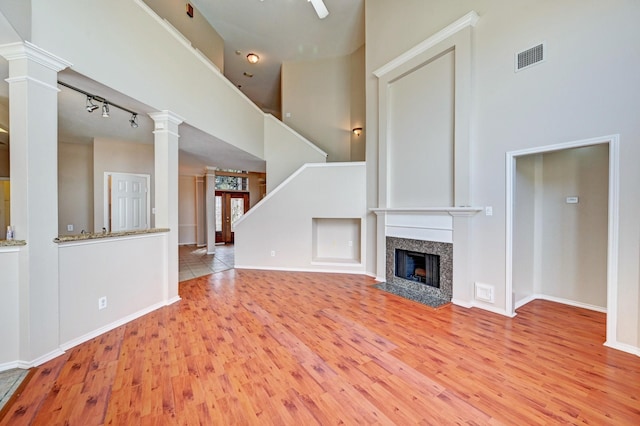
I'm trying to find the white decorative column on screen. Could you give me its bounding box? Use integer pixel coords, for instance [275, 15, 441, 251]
[205, 167, 217, 254]
[0, 41, 71, 363]
[149, 111, 183, 303]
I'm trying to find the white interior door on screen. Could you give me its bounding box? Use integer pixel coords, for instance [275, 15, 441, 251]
[109, 173, 149, 232]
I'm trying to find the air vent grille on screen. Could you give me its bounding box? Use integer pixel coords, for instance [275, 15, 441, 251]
[516, 43, 545, 72]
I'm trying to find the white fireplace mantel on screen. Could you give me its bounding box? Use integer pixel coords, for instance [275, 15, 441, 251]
[370, 207, 483, 217]
[372, 206, 482, 307]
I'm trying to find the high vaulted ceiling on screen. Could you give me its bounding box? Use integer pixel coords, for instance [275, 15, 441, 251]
[191, 0, 365, 115]
[0, 1, 364, 175]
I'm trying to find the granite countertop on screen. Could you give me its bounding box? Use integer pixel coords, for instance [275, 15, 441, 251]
[0, 240, 26, 247]
[54, 228, 170, 243]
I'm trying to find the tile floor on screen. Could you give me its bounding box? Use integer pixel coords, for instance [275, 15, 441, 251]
[0, 368, 28, 412]
[178, 244, 234, 281]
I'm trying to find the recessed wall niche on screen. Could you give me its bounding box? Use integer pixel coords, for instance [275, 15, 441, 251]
[312, 217, 361, 263]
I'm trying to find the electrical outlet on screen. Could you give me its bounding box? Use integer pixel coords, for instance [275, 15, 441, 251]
[67, 224, 74, 232]
[348, 240, 353, 247]
[270, 250, 276, 257]
[98, 296, 107, 310]
[485, 206, 493, 216]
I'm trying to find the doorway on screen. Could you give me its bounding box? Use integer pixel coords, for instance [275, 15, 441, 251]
[215, 191, 249, 244]
[506, 134, 619, 348]
[104, 172, 150, 232]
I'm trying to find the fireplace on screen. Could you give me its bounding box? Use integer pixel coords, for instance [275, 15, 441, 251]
[395, 249, 440, 288]
[386, 236, 452, 302]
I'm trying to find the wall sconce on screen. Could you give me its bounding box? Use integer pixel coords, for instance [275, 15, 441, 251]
[246, 53, 260, 64]
[352, 127, 363, 137]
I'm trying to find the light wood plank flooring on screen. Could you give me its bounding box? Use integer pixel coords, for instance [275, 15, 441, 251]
[2, 269, 639, 425]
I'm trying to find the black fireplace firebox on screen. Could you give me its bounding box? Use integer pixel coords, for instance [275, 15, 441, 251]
[395, 249, 440, 288]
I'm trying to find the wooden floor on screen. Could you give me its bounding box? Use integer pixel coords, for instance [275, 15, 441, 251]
[2, 270, 639, 425]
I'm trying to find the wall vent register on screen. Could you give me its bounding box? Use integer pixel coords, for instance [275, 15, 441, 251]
[516, 42, 545, 72]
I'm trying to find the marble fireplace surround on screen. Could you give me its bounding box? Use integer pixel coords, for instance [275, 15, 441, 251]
[372, 207, 482, 306]
[386, 236, 453, 301]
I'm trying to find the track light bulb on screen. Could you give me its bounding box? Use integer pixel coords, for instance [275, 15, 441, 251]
[129, 113, 139, 128]
[86, 96, 99, 113]
[102, 102, 110, 118]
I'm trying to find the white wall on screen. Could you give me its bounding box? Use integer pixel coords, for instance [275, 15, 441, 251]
[350, 45, 366, 162]
[31, 0, 265, 160]
[513, 154, 539, 303]
[539, 145, 608, 308]
[0, 247, 20, 368]
[93, 138, 154, 232]
[58, 233, 168, 347]
[388, 49, 454, 207]
[235, 162, 366, 274]
[143, 0, 224, 71]
[264, 114, 327, 192]
[282, 55, 352, 162]
[178, 175, 196, 244]
[58, 142, 93, 235]
[366, 1, 640, 350]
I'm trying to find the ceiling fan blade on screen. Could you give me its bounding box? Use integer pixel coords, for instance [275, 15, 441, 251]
[308, 0, 329, 19]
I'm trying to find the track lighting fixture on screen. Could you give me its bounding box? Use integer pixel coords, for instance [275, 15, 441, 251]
[102, 102, 110, 118]
[86, 96, 99, 112]
[59, 81, 140, 128]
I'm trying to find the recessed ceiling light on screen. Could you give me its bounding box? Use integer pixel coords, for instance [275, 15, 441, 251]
[246, 53, 259, 64]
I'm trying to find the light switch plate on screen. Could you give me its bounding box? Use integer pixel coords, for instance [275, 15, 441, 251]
[566, 196, 579, 204]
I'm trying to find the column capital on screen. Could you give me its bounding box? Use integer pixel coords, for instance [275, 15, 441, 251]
[148, 110, 184, 127]
[0, 41, 72, 72]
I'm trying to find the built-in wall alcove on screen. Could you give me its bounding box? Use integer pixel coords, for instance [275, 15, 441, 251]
[312, 217, 361, 264]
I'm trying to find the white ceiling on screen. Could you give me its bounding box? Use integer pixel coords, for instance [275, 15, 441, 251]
[191, 0, 365, 114]
[0, 0, 364, 175]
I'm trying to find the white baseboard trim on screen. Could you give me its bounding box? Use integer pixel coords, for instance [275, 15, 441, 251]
[59, 300, 168, 352]
[604, 340, 640, 357]
[30, 348, 67, 367]
[2, 348, 67, 371]
[472, 302, 516, 318]
[450, 298, 516, 317]
[514, 294, 538, 309]
[0, 359, 33, 372]
[364, 271, 380, 280]
[451, 298, 473, 309]
[166, 296, 182, 306]
[516, 294, 606, 313]
[234, 265, 367, 275]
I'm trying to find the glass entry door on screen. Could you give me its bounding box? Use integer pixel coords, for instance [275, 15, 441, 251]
[215, 191, 249, 244]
